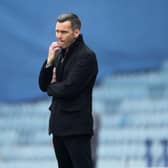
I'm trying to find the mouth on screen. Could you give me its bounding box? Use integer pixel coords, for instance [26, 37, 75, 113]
[58, 40, 64, 44]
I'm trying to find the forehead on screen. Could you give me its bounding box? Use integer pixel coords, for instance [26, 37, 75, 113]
[56, 21, 72, 30]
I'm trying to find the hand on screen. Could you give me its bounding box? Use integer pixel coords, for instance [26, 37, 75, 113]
[47, 42, 61, 65]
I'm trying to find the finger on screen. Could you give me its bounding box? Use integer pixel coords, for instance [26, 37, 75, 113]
[53, 47, 61, 53]
[51, 42, 61, 49]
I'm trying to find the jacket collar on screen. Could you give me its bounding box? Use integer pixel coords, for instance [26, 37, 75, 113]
[66, 34, 84, 54]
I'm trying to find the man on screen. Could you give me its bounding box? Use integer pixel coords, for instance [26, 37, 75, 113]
[38, 13, 98, 168]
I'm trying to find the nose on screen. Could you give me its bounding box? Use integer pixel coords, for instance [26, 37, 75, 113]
[56, 32, 62, 40]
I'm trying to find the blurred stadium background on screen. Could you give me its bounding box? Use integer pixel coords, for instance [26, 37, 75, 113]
[0, 0, 168, 168]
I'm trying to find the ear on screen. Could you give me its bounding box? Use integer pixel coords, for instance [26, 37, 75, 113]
[74, 29, 80, 38]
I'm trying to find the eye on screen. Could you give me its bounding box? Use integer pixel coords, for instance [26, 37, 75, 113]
[56, 30, 67, 34]
[61, 31, 68, 34]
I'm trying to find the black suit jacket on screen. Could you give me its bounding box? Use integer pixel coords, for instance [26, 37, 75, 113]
[39, 35, 98, 136]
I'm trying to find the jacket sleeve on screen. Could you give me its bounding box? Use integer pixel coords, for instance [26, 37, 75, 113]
[38, 60, 54, 92]
[47, 53, 98, 98]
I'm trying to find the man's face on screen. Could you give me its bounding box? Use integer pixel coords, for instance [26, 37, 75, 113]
[55, 21, 80, 49]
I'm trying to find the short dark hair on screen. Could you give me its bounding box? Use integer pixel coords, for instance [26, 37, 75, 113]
[57, 13, 81, 30]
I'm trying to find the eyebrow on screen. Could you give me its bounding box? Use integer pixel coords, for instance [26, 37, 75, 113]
[56, 29, 68, 33]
